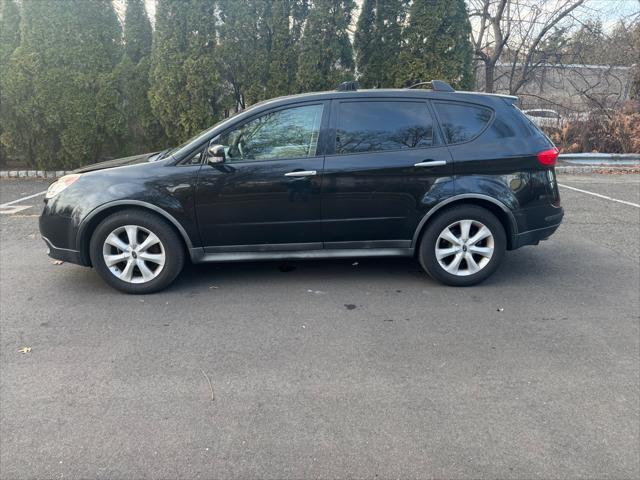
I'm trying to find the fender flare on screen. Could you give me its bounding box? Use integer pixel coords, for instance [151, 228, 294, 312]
[77, 200, 195, 254]
[410, 194, 518, 248]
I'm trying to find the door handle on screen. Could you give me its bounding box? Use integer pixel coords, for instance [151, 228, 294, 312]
[284, 170, 317, 177]
[414, 160, 447, 167]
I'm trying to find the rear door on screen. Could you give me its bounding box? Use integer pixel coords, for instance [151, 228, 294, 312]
[321, 98, 453, 247]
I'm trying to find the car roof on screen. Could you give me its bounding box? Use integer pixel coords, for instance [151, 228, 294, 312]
[251, 88, 518, 110]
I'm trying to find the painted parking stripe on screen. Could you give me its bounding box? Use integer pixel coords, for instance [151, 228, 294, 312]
[0, 190, 47, 208]
[558, 183, 640, 208]
[0, 205, 32, 215]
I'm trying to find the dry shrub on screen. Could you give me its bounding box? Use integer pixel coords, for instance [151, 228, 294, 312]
[548, 101, 640, 153]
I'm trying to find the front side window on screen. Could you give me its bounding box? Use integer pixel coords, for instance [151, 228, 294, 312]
[433, 102, 492, 144]
[218, 104, 324, 161]
[336, 101, 434, 154]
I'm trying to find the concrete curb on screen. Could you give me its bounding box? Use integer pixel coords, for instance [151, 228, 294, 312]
[0, 170, 70, 179]
[556, 165, 640, 174]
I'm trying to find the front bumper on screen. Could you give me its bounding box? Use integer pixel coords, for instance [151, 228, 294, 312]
[42, 236, 85, 265]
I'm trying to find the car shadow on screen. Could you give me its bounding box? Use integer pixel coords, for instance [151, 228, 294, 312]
[167, 248, 549, 293]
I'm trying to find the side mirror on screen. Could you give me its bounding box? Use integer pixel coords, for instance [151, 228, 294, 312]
[207, 144, 226, 164]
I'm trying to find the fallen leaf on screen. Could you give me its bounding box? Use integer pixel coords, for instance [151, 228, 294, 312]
[18, 346, 31, 354]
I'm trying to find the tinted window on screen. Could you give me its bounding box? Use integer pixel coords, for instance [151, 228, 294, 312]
[434, 102, 492, 144]
[219, 104, 323, 161]
[336, 101, 434, 154]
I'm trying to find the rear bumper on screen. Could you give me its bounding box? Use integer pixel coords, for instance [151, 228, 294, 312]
[42, 236, 86, 266]
[511, 216, 563, 249]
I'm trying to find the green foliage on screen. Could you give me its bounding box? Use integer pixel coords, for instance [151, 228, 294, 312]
[124, 0, 152, 64]
[296, 0, 355, 92]
[149, 0, 221, 144]
[0, 0, 20, 65]
[96, 0, 162, 157]
[354, 0, 406, 88]
[398, 0, 473, 89]
[267, 0, 302, 97]
[0, 0, 21, 165]
[2, 0, 122, 169]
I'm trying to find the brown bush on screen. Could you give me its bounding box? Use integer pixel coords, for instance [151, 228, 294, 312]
[548, 102, 640, 154]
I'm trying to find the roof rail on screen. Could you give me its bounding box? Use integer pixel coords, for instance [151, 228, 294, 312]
[337, 81, 359, 92]
[407, 80, 455, 92]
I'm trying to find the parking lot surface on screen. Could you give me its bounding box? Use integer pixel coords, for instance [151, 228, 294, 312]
[1, 174, 639, 479]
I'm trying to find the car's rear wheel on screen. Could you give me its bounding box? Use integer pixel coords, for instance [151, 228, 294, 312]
[89, 210, 185, 294]
[418, 205, 506, 286]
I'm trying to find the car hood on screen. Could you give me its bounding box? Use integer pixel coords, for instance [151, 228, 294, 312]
[72, 152, 160, 173]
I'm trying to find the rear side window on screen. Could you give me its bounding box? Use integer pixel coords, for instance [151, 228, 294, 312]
[336, 101, 434, 154]
[434, 102, 492, 144]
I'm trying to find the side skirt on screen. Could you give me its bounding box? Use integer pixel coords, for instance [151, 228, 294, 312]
[190, 247, 413, 264]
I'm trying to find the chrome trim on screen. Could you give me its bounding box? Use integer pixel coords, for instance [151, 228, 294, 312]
[284, 170, 317, 177]
[410, 194, 518, 248]
[204, 242, 321, 253]
[414, 160, 447, 167]
[42, 236, 80, 253]
[193, 248, 413, 263]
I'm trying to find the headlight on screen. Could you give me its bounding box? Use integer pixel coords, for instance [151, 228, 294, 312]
[45, 174, 81, 199]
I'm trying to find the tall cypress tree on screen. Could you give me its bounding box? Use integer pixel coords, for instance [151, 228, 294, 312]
[150, 0, 221, 144]
[354, 0, 406, 88]
[398, 0, 473, 89]
[0, 0, 19, 65]
[99, 0, 162, 155]
[296, 0, 355, 92]
[2, 0, 122, 169]
[217, 0, 275, 109]
[124, 0, 152, 64]
[267, 0, 298, 97]
[0, 0, 21, 165]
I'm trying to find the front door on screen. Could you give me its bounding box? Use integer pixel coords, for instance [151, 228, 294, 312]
[195, 102, 327, 250]
[321, 99, 453, 247]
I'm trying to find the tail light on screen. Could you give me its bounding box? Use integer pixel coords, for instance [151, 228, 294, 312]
[537, 147, 559, 167]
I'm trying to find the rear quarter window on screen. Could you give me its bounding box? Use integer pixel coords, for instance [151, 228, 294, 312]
[433, 102, 492, 144]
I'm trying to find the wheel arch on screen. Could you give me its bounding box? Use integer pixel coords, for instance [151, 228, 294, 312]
[411, 194, 518, 251]
[77, 200, 194, 266]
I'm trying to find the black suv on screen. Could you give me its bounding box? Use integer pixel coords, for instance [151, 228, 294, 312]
[39, 80, 563, 294]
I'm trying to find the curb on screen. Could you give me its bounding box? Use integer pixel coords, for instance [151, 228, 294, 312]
[0, 170, 70, 179]
[556, 165, 640, 174]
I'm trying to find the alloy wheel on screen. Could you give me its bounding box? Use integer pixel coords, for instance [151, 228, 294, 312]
[102, 224, 166, 284]
[435, 219, 495, 276]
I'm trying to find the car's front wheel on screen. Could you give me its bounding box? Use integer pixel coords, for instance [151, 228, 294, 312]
[89, 209, 185, 294]
[418, 205, 506, 286]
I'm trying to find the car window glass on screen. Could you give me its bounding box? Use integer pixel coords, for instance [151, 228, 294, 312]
[336, 101, 434, 154]
[219, 104, 323, 161]
[434, 102, 492, 144]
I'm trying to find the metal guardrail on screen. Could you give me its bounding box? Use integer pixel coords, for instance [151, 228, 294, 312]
[559, 153, 640, 165]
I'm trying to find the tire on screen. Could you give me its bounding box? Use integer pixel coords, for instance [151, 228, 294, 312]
[418, 205, 506, 286]
[89, 209, 185, 294]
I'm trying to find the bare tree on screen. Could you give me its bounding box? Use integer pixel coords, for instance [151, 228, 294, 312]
[470, 0, 586, 94]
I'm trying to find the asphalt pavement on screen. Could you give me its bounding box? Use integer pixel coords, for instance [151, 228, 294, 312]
[1, 174, 639, 479]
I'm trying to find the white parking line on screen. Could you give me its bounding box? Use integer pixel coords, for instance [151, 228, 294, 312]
[0, 205, 32, 215]
[558, 183, 640, 208]
[0, 190, 47, 208]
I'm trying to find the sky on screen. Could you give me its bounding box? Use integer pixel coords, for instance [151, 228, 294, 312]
[131, 0, 639, 32]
